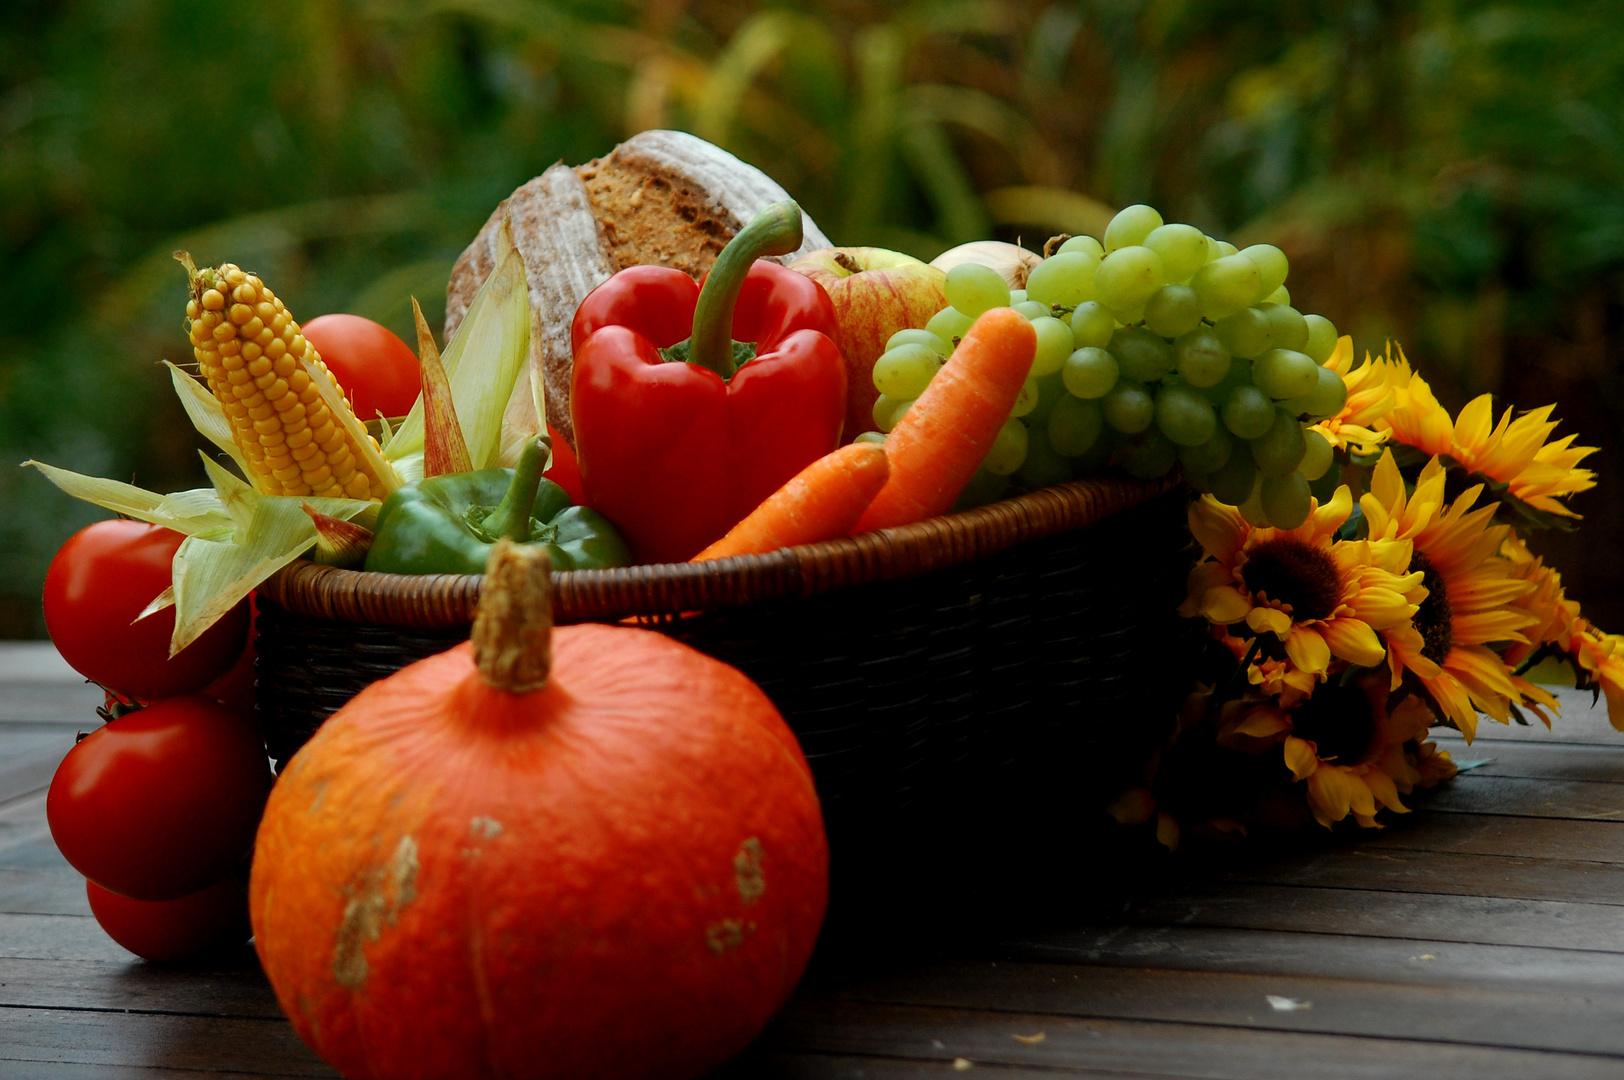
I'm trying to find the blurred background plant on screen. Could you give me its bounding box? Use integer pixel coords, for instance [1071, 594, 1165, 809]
[2, 0, 1620, 636]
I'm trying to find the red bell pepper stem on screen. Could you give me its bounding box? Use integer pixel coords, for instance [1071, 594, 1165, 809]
[687, 201, 804, 377]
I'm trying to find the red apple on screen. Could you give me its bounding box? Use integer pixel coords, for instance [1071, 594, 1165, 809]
[789, 247, 949, 440]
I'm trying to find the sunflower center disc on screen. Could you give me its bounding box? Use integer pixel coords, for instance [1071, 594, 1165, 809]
[1291, 681, 1378, 765]
[1411, 551, 1454, 664]
[1240, 538, 1342, 622]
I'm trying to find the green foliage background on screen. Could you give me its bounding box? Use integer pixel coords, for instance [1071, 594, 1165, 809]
[2, 0, 1621, 636]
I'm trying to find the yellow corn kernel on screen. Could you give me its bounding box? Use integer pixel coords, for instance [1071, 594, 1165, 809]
[179, 253, 389, 500]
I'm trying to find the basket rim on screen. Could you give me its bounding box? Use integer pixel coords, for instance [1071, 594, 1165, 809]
[258, 475, 1178, 628]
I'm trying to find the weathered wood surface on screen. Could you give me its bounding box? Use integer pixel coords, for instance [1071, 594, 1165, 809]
[3, 641, 1624, 1078]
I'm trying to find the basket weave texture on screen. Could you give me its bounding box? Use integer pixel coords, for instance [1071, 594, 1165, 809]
[256, 477, 1198, 863]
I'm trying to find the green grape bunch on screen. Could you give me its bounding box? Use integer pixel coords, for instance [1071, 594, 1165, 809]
[860, 203, 1345, 529]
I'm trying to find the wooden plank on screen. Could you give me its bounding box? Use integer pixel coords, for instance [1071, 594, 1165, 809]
[1440, 739, 1624, 784]
[1215, 846, 1624, 907]
[0, 643, 80, 684]
[725, 1051, 1120, 1078]
[0, 865, 88, 916]
[0, 728, 72, 804]
[1001, 923, 1624, 994]
[763, 999, 1624, 1080]
[1441, 688, 1618, 746]
[1365, 811, 1624, 863]
[1422, 775, 1624, 821]
[837, 959, 1624, 1057]
[0, 792, 55, 863]
[0, 1007, 335, 1078]
[0, 912, 135, 964]
[1123, 882, 1624, 952]
[0, 1062, 328, 1080]
[0, 956, 283, 1020]
[0, 679, 104, 727]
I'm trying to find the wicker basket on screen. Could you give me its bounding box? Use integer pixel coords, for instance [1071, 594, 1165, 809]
[255, 477, 1198, 890]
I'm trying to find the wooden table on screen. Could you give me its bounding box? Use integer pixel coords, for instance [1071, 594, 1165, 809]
[5, 642, 1624, 1078]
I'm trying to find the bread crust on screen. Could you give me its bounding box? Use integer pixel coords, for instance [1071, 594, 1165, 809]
[444, 131, 832, 447]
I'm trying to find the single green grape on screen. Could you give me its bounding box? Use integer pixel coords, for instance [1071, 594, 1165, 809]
[1190, 254, 1263, 319]
[1250, 408, 1307, 475]
[1155, 385, 1218, 447]
[1026, 252, 1099, 309]
[1239, 244, 1289, 299]
[1174, 329, 1232, 388]
[1025, 373, 1066, 427]
[1213, 307, 1271, 358]
[983, 418, 1030, 476]
[1047, 396, 1104, 456]
[1095, 245, 1165, 316]
[871, 343, 941, 399]
[1103, 382, 1155, 434]
[886, 328, 952, 357]
[954, 466, 1011, 511]
[1253, 348, 1319, 400]
[1144, 284, 1203, 338]
[1288, 365, 1349, 419]
[945, 262, 1011, 317]
[1213, 239, 1239, 258]
[1303, 314, 1338, 363]
[1261, 472, 1311, 529]
[1030, 316, 1074, 377]
[854, 431, 887, 446]
[1013, 300, 1051, 321]
[872, 393, 913, 433]
[1260, 303, 1309, 351]
[1010, 378, 1040, 418]
[1009, 289, 1028, 305]
[1062, 346, 1119, 399]
[1264, 285, 1290, 306]
[1209, 450, 1258, 507]
[925, 306, 974, 344]
[1018, 434, 1073, 489]
[1297, 428, 1334, 481]
[1070, 300, 1116, 349]
[1179, 426, 1234, 476]
[1057, 234, 1104, 259]
[1110, 326, 1174, 382]
[1239, 482, 1272, 527]
[1119, 429, 1179, 479]
[1144, 223, 1209, 282]
[1104, 204, 1164, 252]
[1222, 384, 1276, 439]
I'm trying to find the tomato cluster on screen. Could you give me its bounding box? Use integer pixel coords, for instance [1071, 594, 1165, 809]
[43, 520, 267, 962]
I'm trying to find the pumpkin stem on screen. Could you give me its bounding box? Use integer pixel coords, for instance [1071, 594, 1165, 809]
[472, 539, 553, 692]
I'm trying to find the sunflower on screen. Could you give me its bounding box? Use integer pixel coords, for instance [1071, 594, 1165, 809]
[1374, 345, 1453, 458]
[1447, 397, 1598, 519]
[1237, 677, 1430, 828]
[1182, 487, 1427, 680]
[1375, 346, 1599, 519]
[1361, 452, 1536, 739]
[1573, 628, 1624, 732]
[1307, 337, 1395, 455]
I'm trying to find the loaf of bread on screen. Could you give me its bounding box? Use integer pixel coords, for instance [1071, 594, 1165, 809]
[445, 130, 833, 448]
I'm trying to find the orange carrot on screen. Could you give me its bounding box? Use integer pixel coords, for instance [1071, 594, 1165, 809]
[693, 443, 890, 560]
[853, 307, 1037, 533]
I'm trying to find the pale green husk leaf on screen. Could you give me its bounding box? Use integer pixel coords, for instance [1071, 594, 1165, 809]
[164, 361, 251, 479]
[23, 460, 233, 538]
[384, 222, 530, 481]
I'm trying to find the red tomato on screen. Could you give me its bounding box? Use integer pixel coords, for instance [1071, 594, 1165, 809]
[203, 597, 258, 713]
[47, 696, 272, 901]
[87, 876, 251, 963]
[303, 313, 421, 420]
[43, 520, 249, 701]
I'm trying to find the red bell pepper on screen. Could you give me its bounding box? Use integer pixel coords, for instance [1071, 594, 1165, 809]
[570, 202, 847, 563]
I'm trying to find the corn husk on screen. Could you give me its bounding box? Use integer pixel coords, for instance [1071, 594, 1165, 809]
[385, 222, 531, 482]
[411, 297, 474, 478]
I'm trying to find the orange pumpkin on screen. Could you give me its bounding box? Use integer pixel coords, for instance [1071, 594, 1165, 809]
[249, 541, 829, 1080]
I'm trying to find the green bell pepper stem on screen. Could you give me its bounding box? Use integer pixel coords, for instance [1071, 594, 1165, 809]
[687, 201, 804, 377]
[480, 436, 549, 540]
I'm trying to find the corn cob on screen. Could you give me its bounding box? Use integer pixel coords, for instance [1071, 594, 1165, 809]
[179, 255, 390, 500]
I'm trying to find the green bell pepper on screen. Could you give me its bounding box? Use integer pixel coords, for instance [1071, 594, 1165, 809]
[363, 438, 629, 575]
